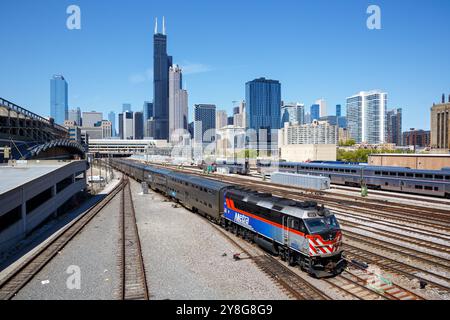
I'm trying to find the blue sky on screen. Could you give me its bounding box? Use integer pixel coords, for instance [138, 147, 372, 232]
[1, 0, 449, 130]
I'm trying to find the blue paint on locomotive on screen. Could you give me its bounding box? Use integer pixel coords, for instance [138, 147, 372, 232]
[223, 201, 283, 245]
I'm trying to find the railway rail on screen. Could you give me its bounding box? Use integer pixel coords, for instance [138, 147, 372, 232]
[208, 222, 331, 300]
[0, 177, 126, 300]
[147, 162, 450, 227]
[343, 245, 450, 293]
[119, 177, 149, 300]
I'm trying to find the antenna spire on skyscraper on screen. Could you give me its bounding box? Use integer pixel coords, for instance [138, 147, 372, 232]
[154, 17, 158, 34]
[163, 16, 166, 35]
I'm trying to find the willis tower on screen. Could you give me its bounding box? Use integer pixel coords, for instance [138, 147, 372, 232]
[153, 17, 172, 140]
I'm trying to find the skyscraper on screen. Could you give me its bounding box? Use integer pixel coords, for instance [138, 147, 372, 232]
[118, 113, 124, 139]
[310, 104, 320, 122]
[216, 110, 228, 130]
[194, 104, 216, 144]
[50, 75, 68, 125]
[245, 78, 281, 151]
[346, 90, 387, 144]
[133, 112, 144, 139]
[336, 104, 342, 117]
[153, 17, 172, 140]
[281, 103, 305, 126]
[168, 65, 188, 142]
[316, 98, 327, 117]
[82, 111, 103, 128]
[386, 108, 402, 146]
[143, 101, 153, 137]
[68, 107, 81, 126]
[123, 111, 134, 140]
[108, 111, 116, 137]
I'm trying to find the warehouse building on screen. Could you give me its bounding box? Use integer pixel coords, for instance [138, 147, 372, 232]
[368, 153, 450, 170]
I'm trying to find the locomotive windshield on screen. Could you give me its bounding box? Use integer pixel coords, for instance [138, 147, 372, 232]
[305, 215, 340, 234]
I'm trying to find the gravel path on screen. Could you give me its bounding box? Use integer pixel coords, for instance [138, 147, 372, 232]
[130, 179, 289, 300]
[12, 182, 122, 300]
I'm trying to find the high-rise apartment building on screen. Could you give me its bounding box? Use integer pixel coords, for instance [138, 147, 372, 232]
[386, 108, 402, 146]
[50, 75, 68, 125]
[279, 120, 338, 145]
[168, 65, 188, 142]
[346, 90, 387, 144]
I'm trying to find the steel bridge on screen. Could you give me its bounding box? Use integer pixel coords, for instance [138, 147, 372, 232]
[0, 97, 68, 143]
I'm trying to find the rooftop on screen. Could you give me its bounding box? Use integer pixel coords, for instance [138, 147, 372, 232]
[370, 154, 450, 157]
[0, 160, 70, 195]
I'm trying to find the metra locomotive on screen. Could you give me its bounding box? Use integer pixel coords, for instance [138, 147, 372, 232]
[112, 158, 346, 277]
[257, 160, 450, 198]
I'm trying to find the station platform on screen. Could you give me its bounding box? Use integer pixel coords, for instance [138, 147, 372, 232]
[0, 160, 87, 253]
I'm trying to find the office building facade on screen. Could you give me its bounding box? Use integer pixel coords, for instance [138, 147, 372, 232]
[245, 78, 281, 151]
[82, 111, 103, 128]
[168, 65, 188, 142]
[108, 111, 116, 137]
[133, 112, 144, 140]
[430, 94, 450, 149]
[68, 108, 81, 126]
[216, 110, 228, 130]
[194, 104, 216, 144]
[281, 103, 305, 126]
[50, 75, 68, 125]
[403, 129, 430, 148]
[310, 104, 320, 122]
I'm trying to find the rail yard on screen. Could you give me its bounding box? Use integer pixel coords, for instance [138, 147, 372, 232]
[0, 158, 449, 301]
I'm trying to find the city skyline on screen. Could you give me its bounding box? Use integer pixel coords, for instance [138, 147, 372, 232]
[1, 1, 450, 130]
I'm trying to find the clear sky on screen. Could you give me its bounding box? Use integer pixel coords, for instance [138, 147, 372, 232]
[1, 0, 449, 130]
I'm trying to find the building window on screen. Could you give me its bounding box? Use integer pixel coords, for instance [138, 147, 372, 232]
[0, 206, 22, 232]
[26, 188, 53, 214]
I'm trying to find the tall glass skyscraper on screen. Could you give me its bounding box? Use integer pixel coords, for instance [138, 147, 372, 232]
[310, 104, 320, 122]
[245, 78, 281, 151]
[336, 104, 342, 117]
[194, 104, 216, 144]
[153, 17, 172, 140]
[108, 111, 116, 137]
[50, 75, 68, 125]
[346, 90, 387, 144]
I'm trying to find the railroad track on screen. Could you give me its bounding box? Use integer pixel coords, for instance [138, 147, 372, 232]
[208, 223, 331, 300]
[0, 177, 126, 300]
[146, 163, 450, 229]
[343, 245, 450, 293]
[151, 162, 450, 221]
[119, 177, 149, 300]
[342, 230, 450, 273]
[341, 221, 450, 256]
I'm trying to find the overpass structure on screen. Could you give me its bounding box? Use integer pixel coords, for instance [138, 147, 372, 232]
[0, 97, 86, 160]
[0, 97, 68, 143]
